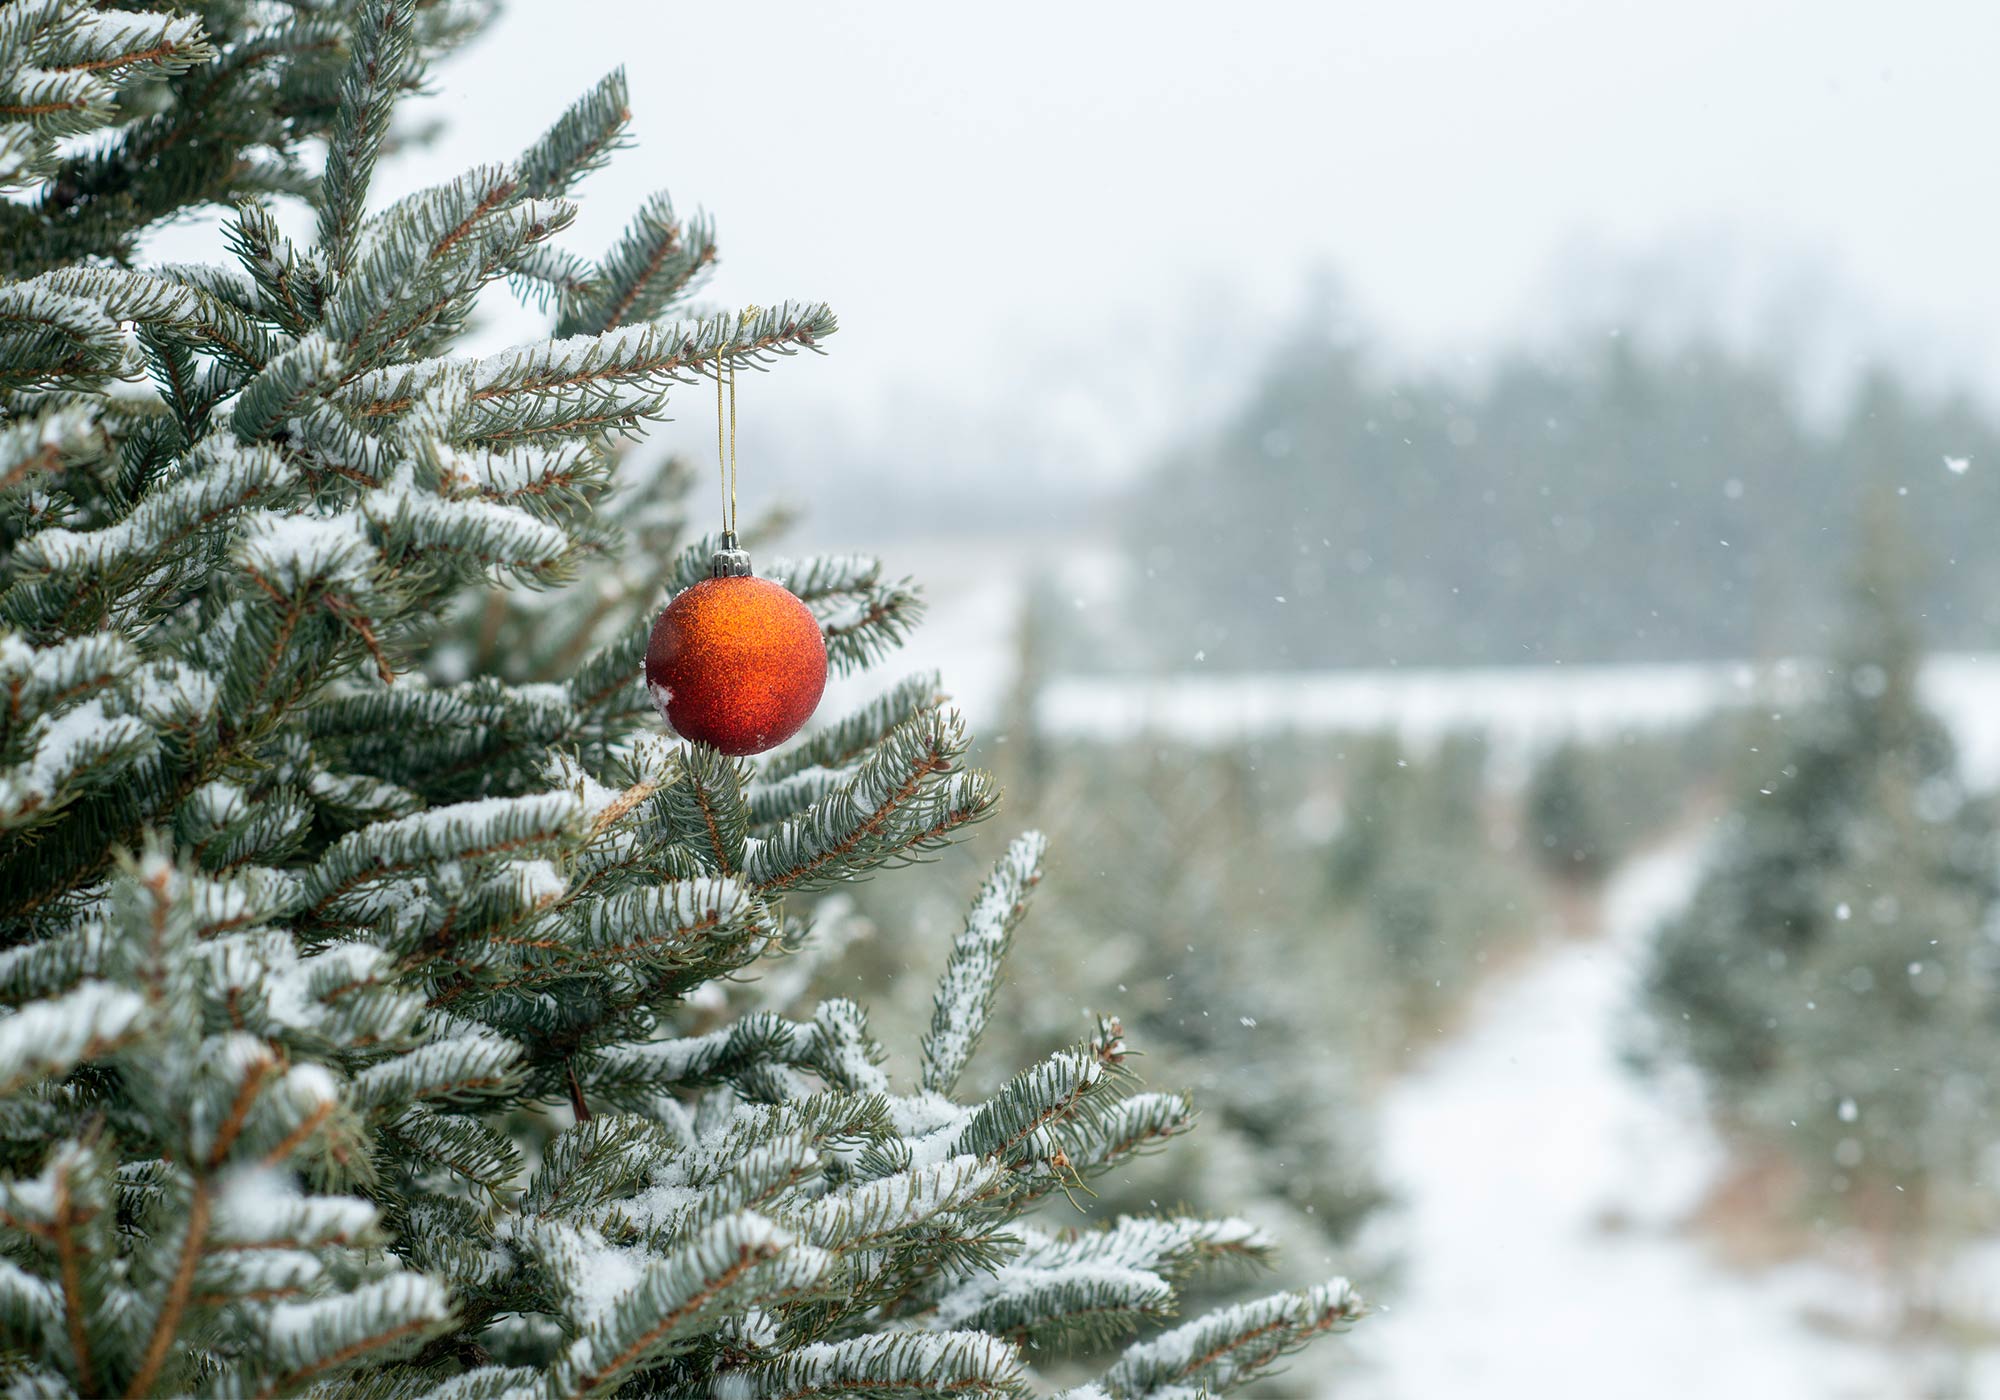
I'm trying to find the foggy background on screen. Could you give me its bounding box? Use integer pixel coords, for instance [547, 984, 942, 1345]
[398, 0, 2000, 533]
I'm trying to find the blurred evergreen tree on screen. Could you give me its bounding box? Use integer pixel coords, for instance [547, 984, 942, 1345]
[1526, 740, 1613, 884]
[1642, 498, 2000, 1243]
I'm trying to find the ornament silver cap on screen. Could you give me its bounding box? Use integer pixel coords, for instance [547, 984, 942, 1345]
[710, 530, 752, 578]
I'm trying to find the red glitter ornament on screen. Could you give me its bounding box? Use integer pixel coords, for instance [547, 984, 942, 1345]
[646, 551, 827, 756]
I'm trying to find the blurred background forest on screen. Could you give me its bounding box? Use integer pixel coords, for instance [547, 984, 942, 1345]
[171, 2, 2000, 1394]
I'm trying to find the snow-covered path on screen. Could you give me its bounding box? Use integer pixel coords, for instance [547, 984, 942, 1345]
[1341, 843, 1988, 1399]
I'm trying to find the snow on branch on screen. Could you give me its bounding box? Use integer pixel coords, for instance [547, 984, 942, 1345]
[1040, 1095, 1198, 1207]
[342, 302, 836, 429]
[948, 1041, 1119, 1169]
[794, 1154, 1002, 1252]
[0, 696, 152, 830]
[522, 1113, 677, 1220]
[582, 1010, 816, 1101]
[1015, 1215, 1275, 1283]
[10, 436, 295, 601]
[331, 175, 576, 373]
[350, 1026, 524, 1111]
[386, 1105, 524, 1194]
[0, 403, 96, 495]
[232, 331, 342, 440]
[0, 630, 137, 735]
[638, 743, 740, 877]
[552, 877, 767, 983]
[25, 266, 280, 370]
[0, 282, 126, 390]
[301, 791, 584, 918]
[714, 1331, 1026, 1400]
[36, 8, 213, 84]
[225, 202, 326, 337]
[365, 484, 572, 583]
[0, 979, 143, 1093]
[235, 1272, 450, 1394]
[547, 1212, 832, 1399]
[1101, 1278, 1363, 1399]
[809, 998, 890, 1095]
[235, 507, 374, 596]
[922, 831, 1046, 1097]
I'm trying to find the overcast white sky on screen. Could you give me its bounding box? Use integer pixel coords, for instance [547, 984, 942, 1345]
[370, 0, 1999, 509]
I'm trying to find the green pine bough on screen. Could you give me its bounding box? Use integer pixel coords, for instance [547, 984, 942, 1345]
[0, 4, 1360, 1396]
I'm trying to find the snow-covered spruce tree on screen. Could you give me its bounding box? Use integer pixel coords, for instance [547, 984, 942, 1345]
[0, 6, 1359, 1397]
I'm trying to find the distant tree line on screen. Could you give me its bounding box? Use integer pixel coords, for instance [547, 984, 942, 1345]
[1114, 330, 2000, 668]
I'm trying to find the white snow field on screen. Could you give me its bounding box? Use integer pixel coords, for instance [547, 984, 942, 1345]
[1040, 653, 2000, 789]
[1338, 844, 2000, 1400]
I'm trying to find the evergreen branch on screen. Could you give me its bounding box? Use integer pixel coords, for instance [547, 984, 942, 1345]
[0, 68, 111, 137]
[746, 709, 996, 895]
[516, 68, 630, 199]
[317, 0, 419, 273]
[0, 284, 126, 390]
[245, 1273, 451, 1396]
[343, 302, 837, 422]
[37, 9, 213, 80]
[1047, 1092, 1197, 1189]
[328, 172, 576, 375]
[226, 202, 326, 337]
[25, 267, 280, 372]
[301, 791, 583, 919]
[763, 554, 925, 676]
[949, 1043, 1113, 1168]
[5, 437, 297, 633]
[507, 243, 599, 320]
[0, 404, 97, 496]
[522, 1113, 675, 1219]
[50, 1155, 94, 1397]
[716, 1331, 1027, 1400]
[123, 1177, 213, 1398]
[793, 1155, 1004, 1253]
[759, 671, 945, 782]
[661, 744, 750, 876]
[940, 1261, 1175, 1354]
[548, 1213, 833, 1399]
[581, 1011, 815, 1100]
[559, 193, 715, 337]
[232, 333, 343, 441]
[385, 1107, 523, 1194]
[351, 1028, 524, 1110]
[922, 832, 1046, 1097]
[1100, 1279, 1363, 1399]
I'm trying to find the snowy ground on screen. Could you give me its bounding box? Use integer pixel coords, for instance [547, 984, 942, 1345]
[1335, 843, 2000, 1400]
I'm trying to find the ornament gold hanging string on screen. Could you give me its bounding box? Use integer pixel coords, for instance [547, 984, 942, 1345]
[714, 345, 738, 541]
